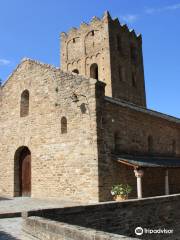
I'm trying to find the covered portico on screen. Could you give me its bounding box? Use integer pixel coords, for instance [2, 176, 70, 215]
[114, 155, 180, 199]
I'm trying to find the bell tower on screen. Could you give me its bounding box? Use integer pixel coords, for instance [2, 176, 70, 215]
[60, 11, 146, 107]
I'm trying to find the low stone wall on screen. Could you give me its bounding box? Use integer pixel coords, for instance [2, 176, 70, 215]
[23, 216, 136, 240]
[23, 194, 180, 239]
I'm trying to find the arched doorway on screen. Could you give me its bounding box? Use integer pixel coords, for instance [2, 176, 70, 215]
[14, 146, 31, 197]
[90, 63, 98, 80]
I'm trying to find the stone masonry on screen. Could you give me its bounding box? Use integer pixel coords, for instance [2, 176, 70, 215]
[0, 59, 105, 202]
[0, 11, 179, 203]
[61, 11, 146, 106]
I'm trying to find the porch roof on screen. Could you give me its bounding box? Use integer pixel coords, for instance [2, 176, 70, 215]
[113, 154, 180, 168]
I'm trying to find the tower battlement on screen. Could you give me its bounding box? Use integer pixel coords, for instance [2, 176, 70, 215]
[60, 11, 146, 107]
[61, 11, 141, 41]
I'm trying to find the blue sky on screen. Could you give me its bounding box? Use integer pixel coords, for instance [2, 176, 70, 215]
[0, 0, 179, 117]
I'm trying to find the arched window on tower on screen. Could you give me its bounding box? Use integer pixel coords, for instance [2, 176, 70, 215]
[72, 69, 79, 74]
[61, 117, 67, 134]
[90, 63, 98, 80]
[172, 140, 176, 156]
[132, 72, 137, 88]
[130, 45, 137, 63]
[119, 66, 125, 82]
[117, 35, 122, 52]
[148, 135, 153, 154]
[20, 90, 29, 117]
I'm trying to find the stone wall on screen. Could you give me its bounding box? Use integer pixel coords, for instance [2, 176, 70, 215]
[108, 17, 146, 106]
[23, 216, 133, 240]
[23, 194, 180, 240]
[0, 59, 179, 203]
[0, 59, 105, 202]
[97, 97, 180, 201]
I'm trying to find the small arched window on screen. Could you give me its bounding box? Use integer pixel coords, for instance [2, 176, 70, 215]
[90, 63, 98, 80]
[130, 45, 137, 63]
[80, 103, 87, 114]
[148, 135, 153, 154]
[172, 140, 176, 155]
[72, 69, 79, 74]
[119, 66, 125, 82]
[117, 35, 122, 52]
[132, 72, 137, 87]
[114, 132, 121, 152]
[20, 90, 29, 117]
[61, 117, 67, 134]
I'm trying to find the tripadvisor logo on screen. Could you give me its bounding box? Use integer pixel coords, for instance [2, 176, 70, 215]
[135, 226, 174, 236]
[135, 227, 143, 236]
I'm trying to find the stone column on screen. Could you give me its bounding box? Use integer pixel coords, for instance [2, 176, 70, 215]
[165, 169, 169, 195]
[134, 169, 144, 199]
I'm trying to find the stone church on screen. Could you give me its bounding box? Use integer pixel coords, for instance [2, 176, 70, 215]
[0, 11, 180, 203]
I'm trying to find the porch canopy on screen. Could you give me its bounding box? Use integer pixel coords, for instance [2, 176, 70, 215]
[113, 154, 180, 199]
[113, 154, 180, 169]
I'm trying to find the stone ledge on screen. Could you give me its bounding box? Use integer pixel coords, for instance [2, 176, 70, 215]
[23, 216, 138, 240]
[22, 194, 180, 219]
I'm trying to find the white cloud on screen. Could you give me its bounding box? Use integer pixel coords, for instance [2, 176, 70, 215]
[0, 59, 11, 66]
[145, 3, 180, 14]
[165, 3, 180, 10]
[120, 3, 180, 24]
[121, 14, 139, 23]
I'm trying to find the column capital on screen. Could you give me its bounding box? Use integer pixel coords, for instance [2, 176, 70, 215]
[134, 169, 144, 178]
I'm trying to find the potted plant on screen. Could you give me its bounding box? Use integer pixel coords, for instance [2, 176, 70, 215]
[111, 184, 132, 201]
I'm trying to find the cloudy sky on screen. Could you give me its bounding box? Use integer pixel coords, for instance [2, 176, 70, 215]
[0, 0, 179, 117]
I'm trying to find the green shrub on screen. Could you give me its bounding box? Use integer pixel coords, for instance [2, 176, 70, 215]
[111, 184, 132, 197]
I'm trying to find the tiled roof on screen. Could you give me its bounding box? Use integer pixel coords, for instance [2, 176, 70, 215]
[105, 96, 180, 124]
[113, 154, 180, 168]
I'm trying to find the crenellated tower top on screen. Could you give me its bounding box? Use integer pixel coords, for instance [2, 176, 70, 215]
[60, 11, 146, 107]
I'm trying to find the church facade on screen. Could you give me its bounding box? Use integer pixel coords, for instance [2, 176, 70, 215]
[0, 12, 180, 202]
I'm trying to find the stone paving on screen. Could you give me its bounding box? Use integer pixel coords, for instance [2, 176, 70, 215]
[0, 197, 80, 239]
[0, 197, 79, 215]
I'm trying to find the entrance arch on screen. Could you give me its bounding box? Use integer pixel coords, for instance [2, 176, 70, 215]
[14, 146, 31, 197]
